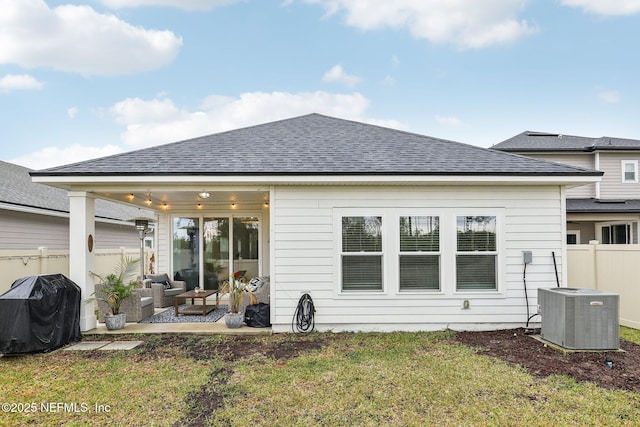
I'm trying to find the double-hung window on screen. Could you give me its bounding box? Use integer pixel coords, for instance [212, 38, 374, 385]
[341, 216, 383, 291]
[399, 215, 440, 291]
[456, 216, 497, 291]
[622, 160, 638, 183]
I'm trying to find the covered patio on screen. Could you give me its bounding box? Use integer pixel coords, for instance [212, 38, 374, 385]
[30, 184, 271, 332]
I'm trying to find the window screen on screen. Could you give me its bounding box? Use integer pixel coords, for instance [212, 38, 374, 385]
[456, 216, 497, 290]
[399, 216, 439, 290]
[341, 216, 383, 291]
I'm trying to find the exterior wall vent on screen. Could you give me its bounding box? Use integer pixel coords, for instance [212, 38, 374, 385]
[539, 288, 619, 350]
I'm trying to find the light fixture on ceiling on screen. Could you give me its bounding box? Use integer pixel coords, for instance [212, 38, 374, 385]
[198, 192, 211, 199]
[231, 202, 236, 208]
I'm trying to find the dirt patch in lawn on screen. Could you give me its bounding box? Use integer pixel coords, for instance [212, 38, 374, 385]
[455, 328, 640, 393]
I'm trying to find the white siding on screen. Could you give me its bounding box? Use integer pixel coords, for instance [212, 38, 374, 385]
[271, 185, 565, 332]
[598, 153, 640, 198]
[524, 153, 596, 198]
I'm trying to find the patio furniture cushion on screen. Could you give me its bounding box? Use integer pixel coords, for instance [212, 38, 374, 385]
[140, 296, 153, 308]
[147, 274, 173, 288]
[164, 288, 184, 297]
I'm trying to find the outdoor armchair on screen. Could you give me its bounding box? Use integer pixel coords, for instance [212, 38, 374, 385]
[94, 282, 154, 323]
[145, 273, 187, 308]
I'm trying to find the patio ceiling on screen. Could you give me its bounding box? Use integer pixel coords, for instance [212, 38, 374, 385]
[92, 189, 269, 213]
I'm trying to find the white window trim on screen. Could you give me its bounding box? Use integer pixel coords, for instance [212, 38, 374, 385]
[621, 160, 638, 183]
[334, 208, 505, 298]
[567, 230, 580, 245]
[336, 211, 387, 294]
[397, 214, 442, 293]
[596, 221, 633, 245]
[453, 211, 504, 295]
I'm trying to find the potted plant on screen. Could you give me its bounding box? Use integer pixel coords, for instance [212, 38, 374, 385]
[89, 257, 140, 330]
[220, 277, 255, 328]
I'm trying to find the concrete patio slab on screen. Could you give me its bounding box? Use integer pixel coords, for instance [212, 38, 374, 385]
[64, 341, 111, 351]
[99, 341, 144, 351]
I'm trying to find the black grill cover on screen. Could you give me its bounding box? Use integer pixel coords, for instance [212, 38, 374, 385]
[0, 274, 81, 354]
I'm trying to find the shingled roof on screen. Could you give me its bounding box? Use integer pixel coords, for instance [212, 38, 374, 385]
[493, 131, 640, 153]
[1, 160, 151, 221]
[567, 198, 640, 214]
[31, 114, 600, 177]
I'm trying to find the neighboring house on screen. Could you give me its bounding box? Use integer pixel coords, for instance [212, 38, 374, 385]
[30, 114, 600, 333]
[493, 131, 640, 244]
[0, 160, 153, 251]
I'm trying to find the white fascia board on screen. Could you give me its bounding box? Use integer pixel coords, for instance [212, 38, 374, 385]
[32, 174, 601, 187]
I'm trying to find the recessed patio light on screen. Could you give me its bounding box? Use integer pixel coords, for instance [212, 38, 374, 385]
[198, 192, 211, 199]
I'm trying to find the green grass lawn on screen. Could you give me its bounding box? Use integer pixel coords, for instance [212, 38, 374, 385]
[1, 328, 639, 426]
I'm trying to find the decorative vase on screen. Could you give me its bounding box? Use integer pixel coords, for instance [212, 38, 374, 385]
[224, 312, 244, 329]
[104, 313, 126, 330]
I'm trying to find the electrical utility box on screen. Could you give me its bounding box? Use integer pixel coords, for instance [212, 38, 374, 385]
[539, 288, 619, 350]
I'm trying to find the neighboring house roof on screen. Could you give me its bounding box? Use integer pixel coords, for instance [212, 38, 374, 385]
[567, 198, 640, 214]
[0, 160, 152, 222]
[31, 114, 600, 178]
[493, 131, 640, 153]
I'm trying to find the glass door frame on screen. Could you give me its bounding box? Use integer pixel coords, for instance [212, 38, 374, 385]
[171, 212, 263, 289]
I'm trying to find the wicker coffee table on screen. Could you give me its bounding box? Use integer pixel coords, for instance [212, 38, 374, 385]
[174, 289, 219, 316]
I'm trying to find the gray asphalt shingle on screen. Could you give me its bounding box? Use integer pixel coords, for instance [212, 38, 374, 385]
[1, 160, 151, 221]
[567, 198, 640, 213]
[31, 114, 599, 177]
[493, 131, 640, 152]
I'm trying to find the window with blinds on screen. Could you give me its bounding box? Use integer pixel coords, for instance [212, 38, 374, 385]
[456, 216, 497, 290]
[341, 216, 383, 291]
[399, 216, 440, 290]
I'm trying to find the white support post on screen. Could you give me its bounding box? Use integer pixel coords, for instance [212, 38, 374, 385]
[68, 191, 97, 332]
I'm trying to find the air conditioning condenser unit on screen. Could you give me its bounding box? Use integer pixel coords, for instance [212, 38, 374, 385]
[538, 287, 619, 350]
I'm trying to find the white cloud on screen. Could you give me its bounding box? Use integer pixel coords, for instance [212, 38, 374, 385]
[109, 90, 404, 147]
[11, 144, 123, 170]
[598, 90, 621, 104]
[436, 115, 463, 126]
[381, 75, 396, 86]
[110, 97, 181, 125]
[0, 74, 44, 92]
[560, 0, 640, 15]
[293, 0, 538, 48]
[67, 107, 78, 119]
[99, 0, 242, 10]
[322, 65, 362, 88]
[0, 0, 182, 76]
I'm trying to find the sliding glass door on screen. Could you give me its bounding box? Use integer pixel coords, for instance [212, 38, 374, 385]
[172, 217, 200, 291]
[173, 215, 261, 291]
[233, 217, 259, 280]
[203, 217, 229, 291]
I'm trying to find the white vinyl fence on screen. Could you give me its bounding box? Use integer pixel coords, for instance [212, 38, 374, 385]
[567, 242, 640, 329]
[0, 247, 155, 295]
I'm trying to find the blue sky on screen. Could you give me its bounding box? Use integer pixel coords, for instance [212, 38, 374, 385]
[1, 0, 639, 169]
